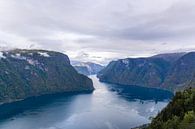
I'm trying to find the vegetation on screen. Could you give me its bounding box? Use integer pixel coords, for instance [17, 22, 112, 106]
[98, 52, 195, 91]
[146, 88, 195, 129]
[98, 57, 173, 88]
[0, 49, 94, 104]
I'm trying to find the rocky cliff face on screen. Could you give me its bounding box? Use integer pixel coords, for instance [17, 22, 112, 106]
[0, 49, 94, 104]
[97, 52, 195, 91]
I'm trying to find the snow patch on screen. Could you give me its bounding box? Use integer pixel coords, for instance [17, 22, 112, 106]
[11, 53, 26, 60]
[121, 59, 129, 65]
[28, 53, 33, 56]
[38, 52, 50, 57]
[0, 52, 6, 59]
[27, 59, 39, 66]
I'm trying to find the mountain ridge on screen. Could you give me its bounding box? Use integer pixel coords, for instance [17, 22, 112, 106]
[97, 52, 195, 91]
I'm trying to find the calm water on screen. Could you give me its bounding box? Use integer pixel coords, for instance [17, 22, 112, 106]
[0, 75, 173, 129]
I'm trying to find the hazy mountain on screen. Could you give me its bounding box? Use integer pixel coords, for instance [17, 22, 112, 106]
[0, 49, 94, 104]
[72, 61, 104, 76]
[74, 66, 90, 76]
[97, 52, 195, 91]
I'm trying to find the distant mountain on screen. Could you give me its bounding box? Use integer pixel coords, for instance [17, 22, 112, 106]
[74, 66, 90, 76]
[0, 49, 94, 104]
[72, 61, 104, 76]
[97, 52, 195, 91]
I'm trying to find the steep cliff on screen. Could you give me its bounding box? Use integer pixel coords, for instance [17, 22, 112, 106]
[0, 49, 94, 104]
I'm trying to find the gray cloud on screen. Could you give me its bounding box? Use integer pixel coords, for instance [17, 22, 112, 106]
[0, 0, 195, 64]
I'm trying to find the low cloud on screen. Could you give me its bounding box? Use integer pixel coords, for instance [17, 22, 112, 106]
[0, 0, 195, 64]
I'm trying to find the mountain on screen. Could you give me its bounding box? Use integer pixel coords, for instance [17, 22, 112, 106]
[0, 49, 94, 104]
[151, 52, 186, 63]
[162, 52, 195, 90]
[72, 61, 104, 76]
[145, 87, 195, 129]
[98, 57, 172, 88]
[74, 66, 90, 76]
[97, 52, 195, 91]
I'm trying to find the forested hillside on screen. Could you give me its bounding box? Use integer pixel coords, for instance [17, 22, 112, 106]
[146, 88, 195, 129]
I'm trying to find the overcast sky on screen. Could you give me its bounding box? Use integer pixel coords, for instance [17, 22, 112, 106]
[0, 0, 195, 64]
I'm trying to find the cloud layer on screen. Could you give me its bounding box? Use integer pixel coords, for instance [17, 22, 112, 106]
[0, 0, 195, 64]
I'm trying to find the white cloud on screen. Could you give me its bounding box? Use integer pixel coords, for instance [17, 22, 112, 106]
[0, 0, 195, 64]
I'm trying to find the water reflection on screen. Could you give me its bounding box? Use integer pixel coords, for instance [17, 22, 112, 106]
[0, 92, 92, 120]
[0, 75, 173, 129]
[104, 83, 173, 101]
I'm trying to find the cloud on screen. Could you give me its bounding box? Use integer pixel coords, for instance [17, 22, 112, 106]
[0, 0, 195, 64]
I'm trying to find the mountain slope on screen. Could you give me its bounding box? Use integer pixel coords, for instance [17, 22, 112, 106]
[97, 52, 195, 91]
[72, 61, 104, 75]
[162, 52, 195, 90]
[98, 57, 171, 88]
[151, 52, 186, 63]
[0, 49, 94, 104]
[146, 87, 195, 129]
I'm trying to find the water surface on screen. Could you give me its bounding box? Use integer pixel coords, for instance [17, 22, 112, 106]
[0, 75, 173, 129]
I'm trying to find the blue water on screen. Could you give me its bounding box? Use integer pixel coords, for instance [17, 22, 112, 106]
[0, 75, 173, 129]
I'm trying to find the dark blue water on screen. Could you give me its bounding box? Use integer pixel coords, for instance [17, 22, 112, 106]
[0, 76, 173, 129]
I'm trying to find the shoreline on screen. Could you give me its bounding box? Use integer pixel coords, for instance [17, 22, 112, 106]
[0, 90, 94, 120]
[131, 124, 149, 129]
[0, 89, 94, 106]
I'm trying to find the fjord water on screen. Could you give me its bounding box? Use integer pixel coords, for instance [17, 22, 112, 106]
[0, 75, 173, 129]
